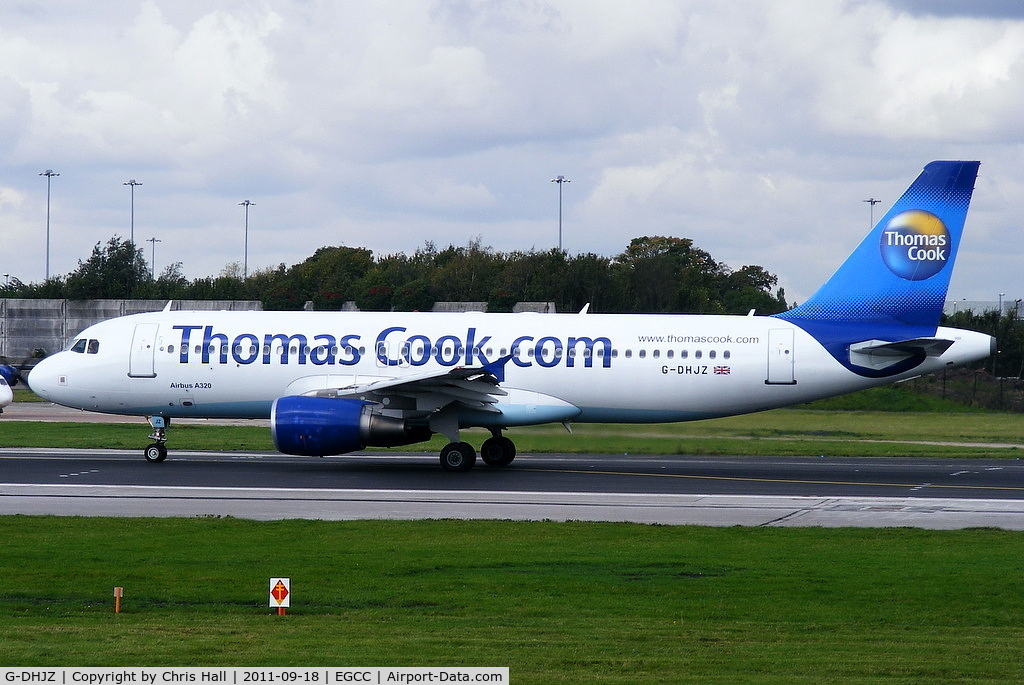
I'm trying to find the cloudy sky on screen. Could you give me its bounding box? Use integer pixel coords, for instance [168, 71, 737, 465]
[2, 0, 1022, 305]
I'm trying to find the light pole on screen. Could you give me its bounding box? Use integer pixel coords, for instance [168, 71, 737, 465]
[239, 200, 255, 279]
[146, 237, 161, 278]
[40, 170, 59, 280]
[999, 292, 1005, 316]
[863, 197, 881, 228]
[123, 179, 143, 245]
[551, 175, 570, 251]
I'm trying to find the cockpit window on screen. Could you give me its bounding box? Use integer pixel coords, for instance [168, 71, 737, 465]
[69, 339, 100, 354]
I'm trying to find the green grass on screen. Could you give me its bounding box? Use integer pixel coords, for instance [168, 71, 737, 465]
[1, 517, 1023, 682]
[8, 382, 1024, 458]
[4, 408, 1022, 458]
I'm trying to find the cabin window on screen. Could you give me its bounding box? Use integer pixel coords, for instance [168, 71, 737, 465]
[695, 350, 702, 359]
[709, 350, 716, 360]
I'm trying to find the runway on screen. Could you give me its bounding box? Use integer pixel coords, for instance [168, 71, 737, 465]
[2, 448, 1024, 528]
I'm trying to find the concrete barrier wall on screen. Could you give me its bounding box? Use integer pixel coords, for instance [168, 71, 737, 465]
[0, 299, 261, 360]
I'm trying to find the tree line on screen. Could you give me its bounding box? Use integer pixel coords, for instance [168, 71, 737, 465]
[7, 234, 1024, 407]
[1, 235, 790, 315]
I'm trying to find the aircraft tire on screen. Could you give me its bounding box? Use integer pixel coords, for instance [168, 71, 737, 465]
[144, 443, 168, 463]
[480, 436, 516, 466]
[440, 442, 477, 472]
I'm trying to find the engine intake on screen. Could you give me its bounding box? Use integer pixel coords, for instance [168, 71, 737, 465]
[271, 396, 431, 456]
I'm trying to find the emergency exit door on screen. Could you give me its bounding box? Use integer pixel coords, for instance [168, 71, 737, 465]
[766, 328, 796, 385]
[128, 322, 159, 378]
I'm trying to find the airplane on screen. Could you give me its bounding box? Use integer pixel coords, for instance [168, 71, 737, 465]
[0, 374, 11, 412]
[14, 160, 994, 471]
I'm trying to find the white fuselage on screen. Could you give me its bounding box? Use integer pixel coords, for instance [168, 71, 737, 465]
[27, 310, 993, 426]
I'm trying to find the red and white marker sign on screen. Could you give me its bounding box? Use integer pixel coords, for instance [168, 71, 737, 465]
[269, 578, 290, 608]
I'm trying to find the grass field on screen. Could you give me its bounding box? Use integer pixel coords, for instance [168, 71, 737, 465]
[8, 382, 1024, 456]
[3, 406, 1023, 458]
[2, 517, 1024, 683]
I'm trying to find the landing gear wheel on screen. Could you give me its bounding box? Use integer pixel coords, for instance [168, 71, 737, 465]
[440, 442, 477, 472]
[480, 436, 516, 466]
[144, 442, 168, 463]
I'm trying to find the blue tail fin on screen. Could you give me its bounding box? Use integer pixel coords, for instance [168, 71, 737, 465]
[776, 161, 979, 328]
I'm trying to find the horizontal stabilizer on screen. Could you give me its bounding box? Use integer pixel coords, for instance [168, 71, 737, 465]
[848, 337, 954, 371]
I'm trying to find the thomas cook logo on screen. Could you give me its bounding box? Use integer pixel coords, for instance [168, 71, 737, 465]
[879, 210, 950, 281]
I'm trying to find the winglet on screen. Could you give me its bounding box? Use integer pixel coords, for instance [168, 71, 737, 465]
[481, 354, 513, 383]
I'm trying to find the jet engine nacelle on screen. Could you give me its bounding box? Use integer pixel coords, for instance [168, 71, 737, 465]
[271, 396, 431, 456]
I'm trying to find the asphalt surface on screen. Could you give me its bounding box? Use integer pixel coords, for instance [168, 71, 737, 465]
[3, 448, 1024, 497]
[4, 401, 1024, 528]
[1, 448, 1024, 528]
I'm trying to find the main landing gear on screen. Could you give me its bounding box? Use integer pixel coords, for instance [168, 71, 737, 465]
[144, 416, 169, 463]
[139, 414, 516, 473]
[439, 433, 517, 472]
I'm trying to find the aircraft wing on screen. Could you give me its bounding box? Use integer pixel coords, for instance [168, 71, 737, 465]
[301, 363, 509, 416]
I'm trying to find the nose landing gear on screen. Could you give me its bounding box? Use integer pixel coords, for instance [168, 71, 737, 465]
[145, 415, 169, 463]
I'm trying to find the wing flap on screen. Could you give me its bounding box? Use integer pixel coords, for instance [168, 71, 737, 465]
[296, 363, 508, 416]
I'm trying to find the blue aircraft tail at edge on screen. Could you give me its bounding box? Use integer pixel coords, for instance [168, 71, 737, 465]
[773, 160, 980, 378]
[776, 160, 979, 328]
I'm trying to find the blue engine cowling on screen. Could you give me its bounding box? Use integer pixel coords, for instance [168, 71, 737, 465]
[0, 364, 20, 386]
[271, 396, 431, 456]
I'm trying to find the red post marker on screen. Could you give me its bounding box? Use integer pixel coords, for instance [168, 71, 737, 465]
[114, 587, 124, 614]
[269, 578, 290, 615]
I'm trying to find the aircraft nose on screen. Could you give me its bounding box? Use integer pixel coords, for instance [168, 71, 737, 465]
[25, 355, 59, 400]
[0, 377, 12, 409]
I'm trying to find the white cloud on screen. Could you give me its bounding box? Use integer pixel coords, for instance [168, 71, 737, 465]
[0, 0, 1021, 304]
